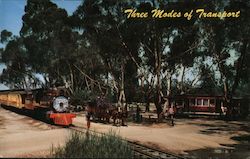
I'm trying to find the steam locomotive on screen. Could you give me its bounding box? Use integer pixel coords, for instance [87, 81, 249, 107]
[0, 87, 76, 126]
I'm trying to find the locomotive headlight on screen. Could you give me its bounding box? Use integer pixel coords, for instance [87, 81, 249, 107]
[59, 102, 64, 108]
[53, 96, 69, 113]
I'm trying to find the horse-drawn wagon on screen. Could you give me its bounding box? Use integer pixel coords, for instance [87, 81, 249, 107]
[86, 96, 127, 126]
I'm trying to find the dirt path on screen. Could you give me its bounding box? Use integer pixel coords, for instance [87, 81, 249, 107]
[0, 107, 70, 157]
[1, 107, 249, 157]
[74, 114, 250, 155]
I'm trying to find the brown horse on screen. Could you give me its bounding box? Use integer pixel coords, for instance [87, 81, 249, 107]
[110, 106, 128, 126]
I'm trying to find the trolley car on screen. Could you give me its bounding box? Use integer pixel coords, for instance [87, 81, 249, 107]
[166, 94, 249, 117]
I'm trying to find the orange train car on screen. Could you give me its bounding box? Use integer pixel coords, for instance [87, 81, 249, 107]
[0, 88, 76, 126]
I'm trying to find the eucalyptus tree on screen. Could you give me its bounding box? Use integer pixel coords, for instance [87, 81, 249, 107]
[20, 0, 79, 91]
[0, 30, 41, 89]
[199, 0, 250, 117]
[127, 1, 202, 116]
[73, 0, 203, 116]
[72, 0, 142, 106]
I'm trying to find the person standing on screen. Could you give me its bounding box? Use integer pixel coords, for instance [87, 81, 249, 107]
[169, 103, 175, 126]
[86, 114, 91, 129]
[86, 106, 91, 129]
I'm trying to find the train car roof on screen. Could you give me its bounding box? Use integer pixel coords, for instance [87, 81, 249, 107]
[164, 94, 246, 99]
[164, 94, 223, 98]
[0, 89, 24, 92]
[0, 89, 33, 94]
[0, 87, 66, 94]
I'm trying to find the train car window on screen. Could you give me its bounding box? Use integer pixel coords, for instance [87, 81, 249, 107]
[210, 99, 215, 104]
[21, 95, 25, 104]
[197, 99, 202, 105]
[35, 90, 43, 103]
[203, 99, 209, 106]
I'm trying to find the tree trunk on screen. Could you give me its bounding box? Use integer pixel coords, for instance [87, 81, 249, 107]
[85, 76, 90, 90]
[68, 62, 74, 93]
[145, 101, 150, 112]
[228, 39, 248, 119]
[220, 68, 232, 119]
[154, 34, 163, 120]
[145, 91, 151, 112]
[180, 65, 186, 94]
[231, 39, 248, 96]
[118, 62, 126, 107]
[162, 72, 172, 114]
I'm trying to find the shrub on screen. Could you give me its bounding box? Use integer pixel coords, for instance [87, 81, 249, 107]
[51, 130, 134, 158]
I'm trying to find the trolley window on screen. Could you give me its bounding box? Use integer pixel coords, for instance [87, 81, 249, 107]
[197, 99, 202, 105]
[210, 99, 215, 106]
[203, 99, 209, 106]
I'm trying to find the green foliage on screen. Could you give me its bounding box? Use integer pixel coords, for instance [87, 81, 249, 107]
[199, 1, 250, 101]
[0, 30, 13, 43]
[51, 131, 133, 158]
[20, 0, 80, 88]
[70, 88, 95, 105]
[0, 32, 42, 89]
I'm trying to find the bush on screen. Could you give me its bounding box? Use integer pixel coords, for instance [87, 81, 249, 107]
[70, 88, 95, 105]
[51, 130, 134, 158]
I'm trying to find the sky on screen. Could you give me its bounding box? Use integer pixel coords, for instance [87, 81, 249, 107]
[0, 0, 83, 90]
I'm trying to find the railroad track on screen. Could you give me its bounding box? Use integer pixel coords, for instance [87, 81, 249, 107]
[129, 141, 186, 159]
[70, 125, 186, 159]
